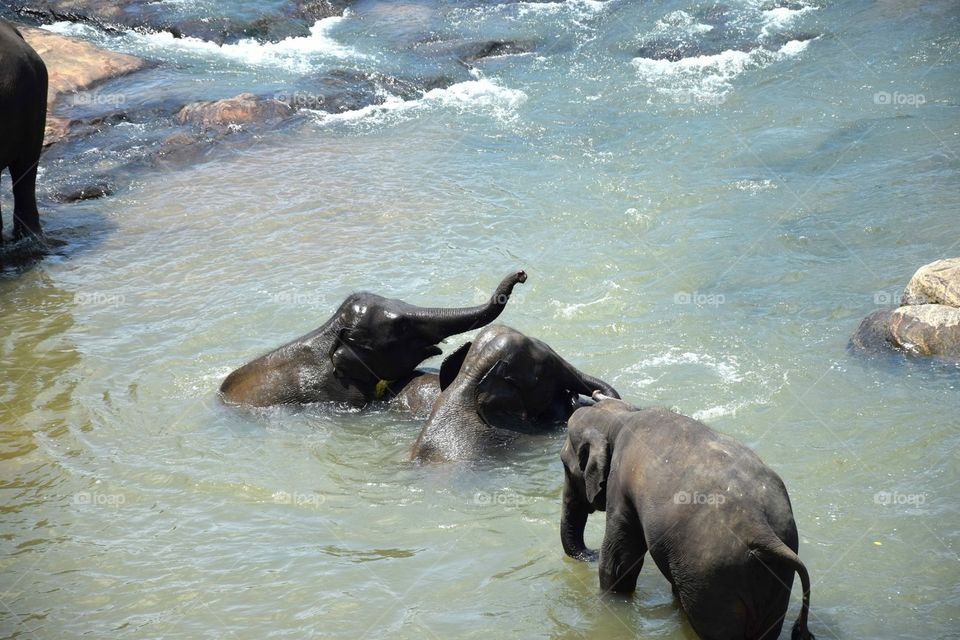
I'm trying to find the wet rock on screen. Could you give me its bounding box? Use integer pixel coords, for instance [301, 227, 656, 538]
[901, 258, 960, 307]
[18, 24, 147, 146]
[888, 304, 960, 358]
[416, 38, 538, 67]
[851, 257, 960, 360]
[850, 310, 895, 354]
[177, 93, 294, 131]
[299, 70, 453, 113]
[52, 182, 111, 202]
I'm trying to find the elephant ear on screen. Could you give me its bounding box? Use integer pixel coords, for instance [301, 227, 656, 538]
[476, 360, 526, 428]
[439, 341, 472, 391]
[578, 427, 609, 505]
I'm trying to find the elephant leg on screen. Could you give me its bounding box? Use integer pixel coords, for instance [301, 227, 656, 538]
[10, 158, 41, 241]
[599, 512, 647, 594]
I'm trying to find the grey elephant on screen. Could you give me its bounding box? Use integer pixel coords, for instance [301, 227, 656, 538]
[411, 325, 620, 461]
[0, 19, 47, 242]
[560, 394, 814, 640]
[220, 271, 527, 407]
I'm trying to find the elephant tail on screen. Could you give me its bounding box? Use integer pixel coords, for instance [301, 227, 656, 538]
[750, 538, 815, 640]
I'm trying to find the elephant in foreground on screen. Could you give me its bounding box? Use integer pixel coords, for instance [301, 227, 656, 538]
[0, 19, 47, 242]
[561, 395, 814, 640]
[411, 325, 620, 461]
[220, 271, 527, 407]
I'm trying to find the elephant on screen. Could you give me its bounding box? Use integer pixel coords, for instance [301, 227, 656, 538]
[410, 325, 620, 461]
[0, 19, 47, 242]
[389, 371, 441, 419]
[220, 271, 527, 407]
[560, 394, 814, 640]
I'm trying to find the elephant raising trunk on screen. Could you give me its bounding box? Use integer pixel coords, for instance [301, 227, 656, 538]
[220, 270, 527, 407]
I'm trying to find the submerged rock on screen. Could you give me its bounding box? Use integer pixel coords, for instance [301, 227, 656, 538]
[423, 38, 539, 66]
[851, 257, 960, 360]
[177, 93, 294, 131]
[18, 24, 147, 146]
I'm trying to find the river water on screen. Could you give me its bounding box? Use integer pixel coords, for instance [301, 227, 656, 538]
[2, 1, 959, 638]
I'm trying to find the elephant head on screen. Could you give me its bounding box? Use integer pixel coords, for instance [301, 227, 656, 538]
[559, 395, 634, 560]
[410, 326, 621, 461]
[220, 270, 527, 407]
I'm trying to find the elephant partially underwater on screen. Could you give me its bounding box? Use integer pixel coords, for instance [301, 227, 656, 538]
[220, 271, 527, 407]
[560, 394, 815, 640]
[411, 324, 620, 461]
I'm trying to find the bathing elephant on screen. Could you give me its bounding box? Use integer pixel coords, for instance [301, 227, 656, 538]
[560, 394, 814, 640]
[0, 19, 47, 242]
[389, 371, 441, 419]
[411, 325, 620, 461]
[220, 271, 527, 407]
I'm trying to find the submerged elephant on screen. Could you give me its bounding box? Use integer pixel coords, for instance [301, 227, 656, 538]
[560, 394, 814, 640]
[220, 271, 527, 407]
[411, 325, 620, 461]
[0, 19, 47, 242]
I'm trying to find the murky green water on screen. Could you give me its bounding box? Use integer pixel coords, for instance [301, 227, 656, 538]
[2, 1, 959, 638]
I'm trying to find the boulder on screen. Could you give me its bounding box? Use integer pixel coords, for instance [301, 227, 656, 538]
[901, 257, 960, 307]
[888, 304, 960, 358]
[851, 257, 960, 360]
[18, 25, 147, 146]
[176, 93, 294, 130]
[850, 310, 895, 354]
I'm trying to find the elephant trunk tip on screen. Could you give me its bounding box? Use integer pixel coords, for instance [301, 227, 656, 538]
[515, 270, 528, 284]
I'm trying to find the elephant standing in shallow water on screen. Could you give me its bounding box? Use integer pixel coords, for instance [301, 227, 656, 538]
[411, 324, 620, 461]
[0, 19, 47, 242]
[560, 395, 815, 640]
[220, 271, 527, 407]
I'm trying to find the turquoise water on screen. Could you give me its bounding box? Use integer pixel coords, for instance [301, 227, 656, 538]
[2, 1, 959, 638]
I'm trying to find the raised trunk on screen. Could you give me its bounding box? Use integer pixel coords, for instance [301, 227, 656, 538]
[409, 270, 527, 338]
[560, 478, 593, 560]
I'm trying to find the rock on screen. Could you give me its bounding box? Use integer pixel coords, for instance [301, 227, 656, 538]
[851, 257, 960, 360]
[888, 304, 960, 358]
[18, 25, 147, 146]
[177, 93, 294, 130]
[417, 38, 538, 66]
[850, 310, 895, 354]
[901, 258, 960, 307]
[52, 182, 111, 202]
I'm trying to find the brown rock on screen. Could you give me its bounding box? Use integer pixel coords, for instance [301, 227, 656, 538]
[850, 309, 895, 354]
[177, 93, 294, 130]
[18, 25, 147, 145]
[888, 304, 960, 358]
[901, 257, 960, 307]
